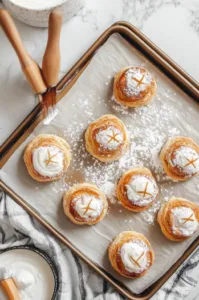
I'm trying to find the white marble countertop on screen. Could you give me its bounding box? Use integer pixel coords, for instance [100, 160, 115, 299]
[0, 0, 199, 299]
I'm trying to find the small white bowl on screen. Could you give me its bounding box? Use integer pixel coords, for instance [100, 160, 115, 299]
[2, 0, 85, 27]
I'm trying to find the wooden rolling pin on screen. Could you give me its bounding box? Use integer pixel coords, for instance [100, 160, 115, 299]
[0, 9, 47, 94]
[0, 278, 21, 300]
[42, 9, 63, 87]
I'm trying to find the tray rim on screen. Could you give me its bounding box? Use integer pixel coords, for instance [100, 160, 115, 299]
[1, 22, 199, 300]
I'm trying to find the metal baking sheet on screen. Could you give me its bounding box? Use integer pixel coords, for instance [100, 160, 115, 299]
[1, 24, 199, 299]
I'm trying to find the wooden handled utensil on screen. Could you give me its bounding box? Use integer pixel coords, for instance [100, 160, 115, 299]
[41, 10, 63, 123]
[0, 9, 47, 94]
[0, 278, 21, 300]
[42, 9, 63, 87]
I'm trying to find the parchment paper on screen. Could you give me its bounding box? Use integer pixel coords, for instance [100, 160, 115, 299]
[1, 33, 199, 294]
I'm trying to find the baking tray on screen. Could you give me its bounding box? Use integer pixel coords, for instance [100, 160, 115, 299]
[1, 22, 199, 300]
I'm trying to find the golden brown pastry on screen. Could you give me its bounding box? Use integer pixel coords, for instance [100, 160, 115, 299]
[24, 134, 71, 182]
[157, 198, 199, 242]
[113, 66, 157, 107]
[63, 183, 108, 225]
[85, 114, 129, 162]
[160, 136, 199, 181]
[108, 231, 154, 278]
[116, 168, 159, 212]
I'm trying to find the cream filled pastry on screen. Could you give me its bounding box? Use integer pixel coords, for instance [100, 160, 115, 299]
[32, 146, 64, 178]
[24, 134, 71, 182]
[72, 194, 103, 221]
[169, 146, 199, 176]
[113, 66, 157, 107]
[108, 231, 154, 278]
[160, 136, 199, 181]
[63, 183, 108, 225]
[171, 207, 198, 237]
[120, 240, 149, 274]
[85, 114, 129, 162]
[157, 198, 199, 242]
[117, 167, 159, 212]
[95, 126, 124, 151]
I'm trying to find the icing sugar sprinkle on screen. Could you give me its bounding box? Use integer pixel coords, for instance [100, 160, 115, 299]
[171, 207, 198, 236]
[59, 86, 191, 225]
[169, 146, 199, 176]
[124, 68, 153, 97]
[96, 126, 124, 150]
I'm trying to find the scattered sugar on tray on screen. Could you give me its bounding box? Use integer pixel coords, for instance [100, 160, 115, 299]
[111, 95, 129, 115]
[101, 182, 117, 204]
[59, 87, 187, 225]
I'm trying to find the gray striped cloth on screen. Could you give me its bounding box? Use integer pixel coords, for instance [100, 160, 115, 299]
[0, 190, 198, 300]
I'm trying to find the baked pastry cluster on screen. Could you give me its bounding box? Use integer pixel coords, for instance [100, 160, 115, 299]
[113, 66, 157, 107]
[85, 114, 129, 162]
[24, 134, 71, 182]
[157, 198, 199, 242]
[63, 183, 108, 225]
[23, 66, 199, 280]
[108, 231, 154, 278]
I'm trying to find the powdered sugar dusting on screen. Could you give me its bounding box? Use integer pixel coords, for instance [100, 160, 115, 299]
[96, 126, 124, 150]
[126, 175, 158, 207]
[124, 67, 153, 97]
[59, 87, 187, 225]
[101, 181, 117, 204]
[169, 146, 199, 176]
[171, 206, 199, 236]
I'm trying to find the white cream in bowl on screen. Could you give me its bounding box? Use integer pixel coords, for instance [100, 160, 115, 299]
[0, 248, 57, 300]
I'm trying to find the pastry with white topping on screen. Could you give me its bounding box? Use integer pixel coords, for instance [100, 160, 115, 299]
[108, 231, 154, 278]
[85, 114, 129, 162]
[113, 66, 157, 107]
[116, 167, 159, 212]
[160, 136, 199, 181]
[157, 198, 199, 242]
[63, 183, 108, 225]
[24, 134, 71, 182]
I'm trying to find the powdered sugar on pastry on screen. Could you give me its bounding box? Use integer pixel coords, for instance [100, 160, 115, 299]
[169, 146, 199, 176]
[120, 240, 149, 273]
[126, 175, 158, 207]
[124, 68, 153, 96]
[32, 146, 64, 177]
[95, 126, 124, 150]
[72, 194, 103, 220]
[171, 207, 199, 236]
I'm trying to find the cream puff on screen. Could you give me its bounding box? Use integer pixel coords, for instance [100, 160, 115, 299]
[116, 168, 159, 212]
[85, 114, 129, 162]
[63, 183, 108, 225]
[160, 136, 199, 181]
[24, 134, 71, 182]
[157, 198, 199, 242]
[108, 231, 154, 278]
[113, 66, 157, 107]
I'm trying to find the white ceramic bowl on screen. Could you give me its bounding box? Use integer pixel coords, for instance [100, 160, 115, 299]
[2, 0, 85, 27]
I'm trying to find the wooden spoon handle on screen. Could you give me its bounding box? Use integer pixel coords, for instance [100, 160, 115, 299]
[42, 10, 63, 87]
[0, 278, 21, 300]
[0, 9, 46, 94]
